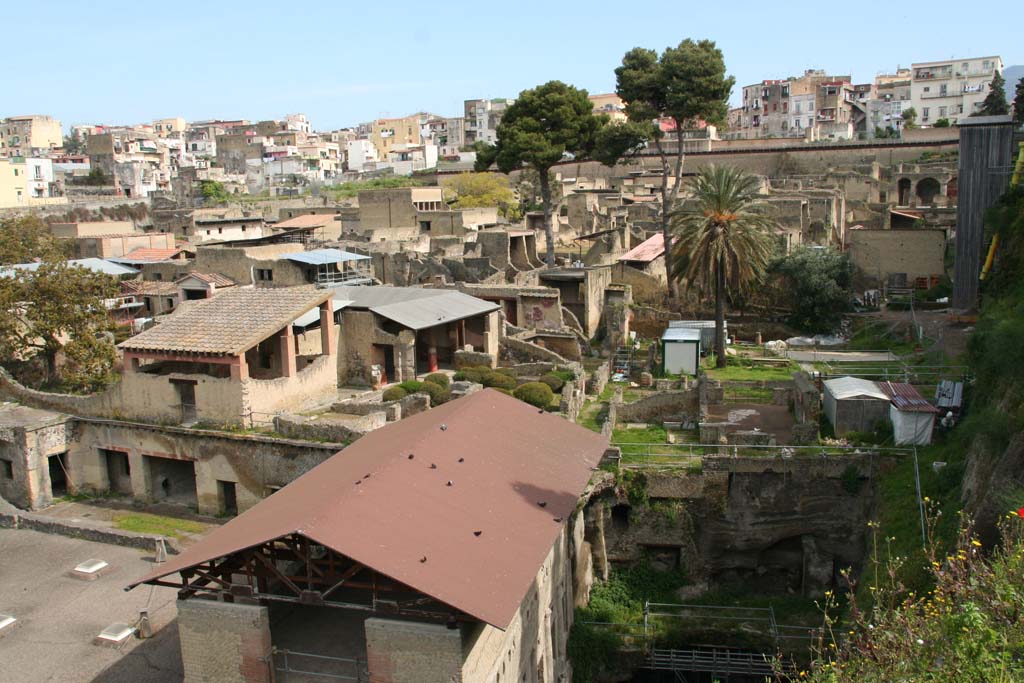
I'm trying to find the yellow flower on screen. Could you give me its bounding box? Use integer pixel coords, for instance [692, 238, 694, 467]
[971, 540, 982, 547]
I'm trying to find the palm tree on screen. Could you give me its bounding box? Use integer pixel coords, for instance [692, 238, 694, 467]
[670, 166, 779, 368]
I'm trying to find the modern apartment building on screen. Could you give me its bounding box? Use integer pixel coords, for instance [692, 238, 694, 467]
[909, 56, 1003, 126]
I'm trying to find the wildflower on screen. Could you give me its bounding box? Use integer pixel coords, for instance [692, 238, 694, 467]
[916, 638, 924, 645]
[971, 539, 982, 547]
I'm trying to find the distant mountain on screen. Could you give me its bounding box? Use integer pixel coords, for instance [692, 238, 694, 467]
[1004, 65, 1023, 100]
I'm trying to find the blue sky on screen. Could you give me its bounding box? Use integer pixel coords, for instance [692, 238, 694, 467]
[12, 0, 1022, 131]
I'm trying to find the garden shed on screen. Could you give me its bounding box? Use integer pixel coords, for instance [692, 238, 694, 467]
[880, 381, 939, 445]
[661, 327, 701, 376]
[822, 377, 891, 437]
[668, 320, 724, 353]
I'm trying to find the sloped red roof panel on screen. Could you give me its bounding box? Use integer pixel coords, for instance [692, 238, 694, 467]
[128, 389, 608, 629]
[879, 381, 939, 413]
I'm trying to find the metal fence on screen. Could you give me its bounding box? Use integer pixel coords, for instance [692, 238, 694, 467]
[613, 441, 915, 468]
[272, 648, 366, 682]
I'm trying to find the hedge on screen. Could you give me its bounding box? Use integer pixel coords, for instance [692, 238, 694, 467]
[424, 372, 450, 388]
[513, 382, 555, 408]
[419, 380, 450, 406]
[382, 386, 407, 402]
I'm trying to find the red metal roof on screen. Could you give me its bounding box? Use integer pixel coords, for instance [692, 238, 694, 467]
[128, 389, 608, 629]
[879, 381, 939, 413]
[617, 233, 665, 263]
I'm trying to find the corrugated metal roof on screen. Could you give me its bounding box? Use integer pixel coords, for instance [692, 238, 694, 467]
[119, 286, 331, 355]
[618, 233, 665, 263]
[935, 380, 963, 410]
[823, 376, 889, 401]
[332, 286, 499, 331]
[661, 327, 701, 342]
[879, 381, 939, 413]
[128, 389, 609, 629]
[0, 258, 138, 278]
[292, 299, 352, 328]
[284, 249, 370, 266]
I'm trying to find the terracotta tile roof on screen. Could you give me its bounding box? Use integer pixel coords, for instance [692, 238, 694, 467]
[178, 272, 235, 288]
[121, 280, 180, 296]
[119, 286, 331, 356]
[617, 233, 665, 263]
[274, 214, 339, 230]
[128, 389, 609, 629]
[112, 247, 183, 263]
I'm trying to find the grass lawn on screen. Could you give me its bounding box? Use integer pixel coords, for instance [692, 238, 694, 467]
[578, 400, 608, 433]
[723, 385, 774, 403]
[613, 424, 668, 445]
[113, 512, 210, 539]
[704, 361, 798, 382]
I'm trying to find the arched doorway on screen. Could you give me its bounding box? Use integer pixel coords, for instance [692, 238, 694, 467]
[916, 177, 941, 205]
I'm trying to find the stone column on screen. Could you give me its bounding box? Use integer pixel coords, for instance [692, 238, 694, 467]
[177, 599, 273, 683]
[319, 299, 336, 356]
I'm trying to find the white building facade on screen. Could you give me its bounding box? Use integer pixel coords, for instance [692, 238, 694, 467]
[909, 56, 1003, 126]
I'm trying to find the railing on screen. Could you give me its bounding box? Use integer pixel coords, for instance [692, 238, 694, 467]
[272, 648, 366, 682]
[647, 647, 776, 676]
[315, 270, 373, 286]
[613, 441, 914, 468]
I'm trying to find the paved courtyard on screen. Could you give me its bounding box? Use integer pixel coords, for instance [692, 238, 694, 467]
[0, 528, 182, 683]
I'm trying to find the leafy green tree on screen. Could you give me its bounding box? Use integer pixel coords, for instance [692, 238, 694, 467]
[901, 107, 918, 129]
[475, 81, 606, 265]
[977, 72, 1009, 116]
[1013, 77, 1024, 127]
[611, 39, 734, 302]
[0, 260, 119, 389]
[669, 166, 778, 366]
[198, 180, 231, 203]
[441, 172, 519, 219]
[770, 247, 853, 334]
[62, 134, 85, 155]
[0, 215, 66, 265]
[934, 118, 951, 128]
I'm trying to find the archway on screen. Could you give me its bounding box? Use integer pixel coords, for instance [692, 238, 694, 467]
[916, 177, 941, 206]
[946, 176, 958, 199]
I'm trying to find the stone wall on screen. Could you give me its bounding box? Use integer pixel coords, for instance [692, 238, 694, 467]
[586, 454, 877, 597]
[615, 389, 700, 426]
[501, 335, 571, 365]
[68, 419, 341, 516]
[848, 228, 947, 286]
[0, 408, 74, 509]
[273, 410, 385, 443]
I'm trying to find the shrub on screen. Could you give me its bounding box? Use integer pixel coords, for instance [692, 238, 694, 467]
[514, 381, 555, 408]
[424, 372, 450, 388]
[493, 388, 513, 396]
[540, 373, 565, 392]
[382, 386, 407, 402]
[482, 371, 517, 391]
[419, 380, 450, 406]
[453, 366, 488, 383]
[398, 380, 423, 394]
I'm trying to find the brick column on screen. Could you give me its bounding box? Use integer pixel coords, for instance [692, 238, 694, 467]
[177, 599, 273, 683]
[279, 326, 296, 377]
[365, 618, 463, 683]
[319, 299, 336, 356]
[230, 354, 249, 381]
